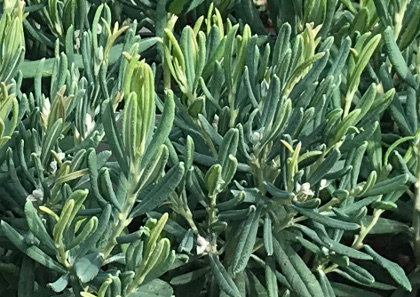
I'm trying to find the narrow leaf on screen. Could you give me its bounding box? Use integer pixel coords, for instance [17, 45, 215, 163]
[131, 163, 185, 217]
[1, 221, 65, 273]
[209, 254, 241, 297]
[364, 245, 411, 291]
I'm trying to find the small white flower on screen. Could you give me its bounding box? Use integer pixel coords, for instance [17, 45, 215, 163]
[42, 97, 51, 115]
[41, 97, 51, 128]
[197, 236, 210, 255]
[49, 152, 66, 174]
[50, 161, 58, 173]
[27, 187, 44, 204]
[320, 179, 328, 190]
[85, 113, 95, 135]
[296, 182, 314, 196]
[251, 131, 261, 144]
[212, 115, 219, 130]
[73, 30, 81, 51]
[321, 246, 329, 255]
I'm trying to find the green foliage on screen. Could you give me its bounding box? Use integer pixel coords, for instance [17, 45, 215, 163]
[0, 0, 420, 296]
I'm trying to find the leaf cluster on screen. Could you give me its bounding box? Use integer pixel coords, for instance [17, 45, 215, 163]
[0, 1, 420, 297]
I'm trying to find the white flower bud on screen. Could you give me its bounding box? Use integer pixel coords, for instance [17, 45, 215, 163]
[251, 131, 261, 144]
[49, 152, 66, 174]
[320, 179, 328, 190]
[197, 236, 210, 255]
[27, 186, 44, 203]
[41, 97, 51, 128]
[85, 113, 95, 135]
[300, 182, 314, 196]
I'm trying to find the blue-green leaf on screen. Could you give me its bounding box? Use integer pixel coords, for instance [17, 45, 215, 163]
[232, 206, 260, 274]
[74, 252, 103, 283]
[1, 221, 65, 273]
[131, 163, 185, 217]
[209, 253, 241, 297]
[273, 235, 324, 297]
[364, 245, 412, 291]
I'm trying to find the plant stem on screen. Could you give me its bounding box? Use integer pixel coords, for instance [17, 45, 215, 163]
[414, 176, 420, 265]
[343, 92, 353, 118]
[102, 192, 136, 259]
[413, 138, 420, 265]
[163, 62, 171, 91]
[208, 194, 217, 228]
[322, 209, 384, 274]
[251, 155, 265, 194]
[353, 209, 383, 249]
[195, 119, 218, 158]
[183, 209, 200, 235]
[57, 246, 71, 269]
[207, 193, 219, 252]
[228, 90, 237, 128]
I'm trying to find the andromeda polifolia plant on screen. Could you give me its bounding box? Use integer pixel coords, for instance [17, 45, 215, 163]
[0, 1, 420, 297]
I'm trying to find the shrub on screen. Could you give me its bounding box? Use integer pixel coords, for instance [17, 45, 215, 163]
[0, 0, 420, 296]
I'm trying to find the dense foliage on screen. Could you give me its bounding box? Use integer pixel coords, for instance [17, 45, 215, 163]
[0, 0, 420, 296]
